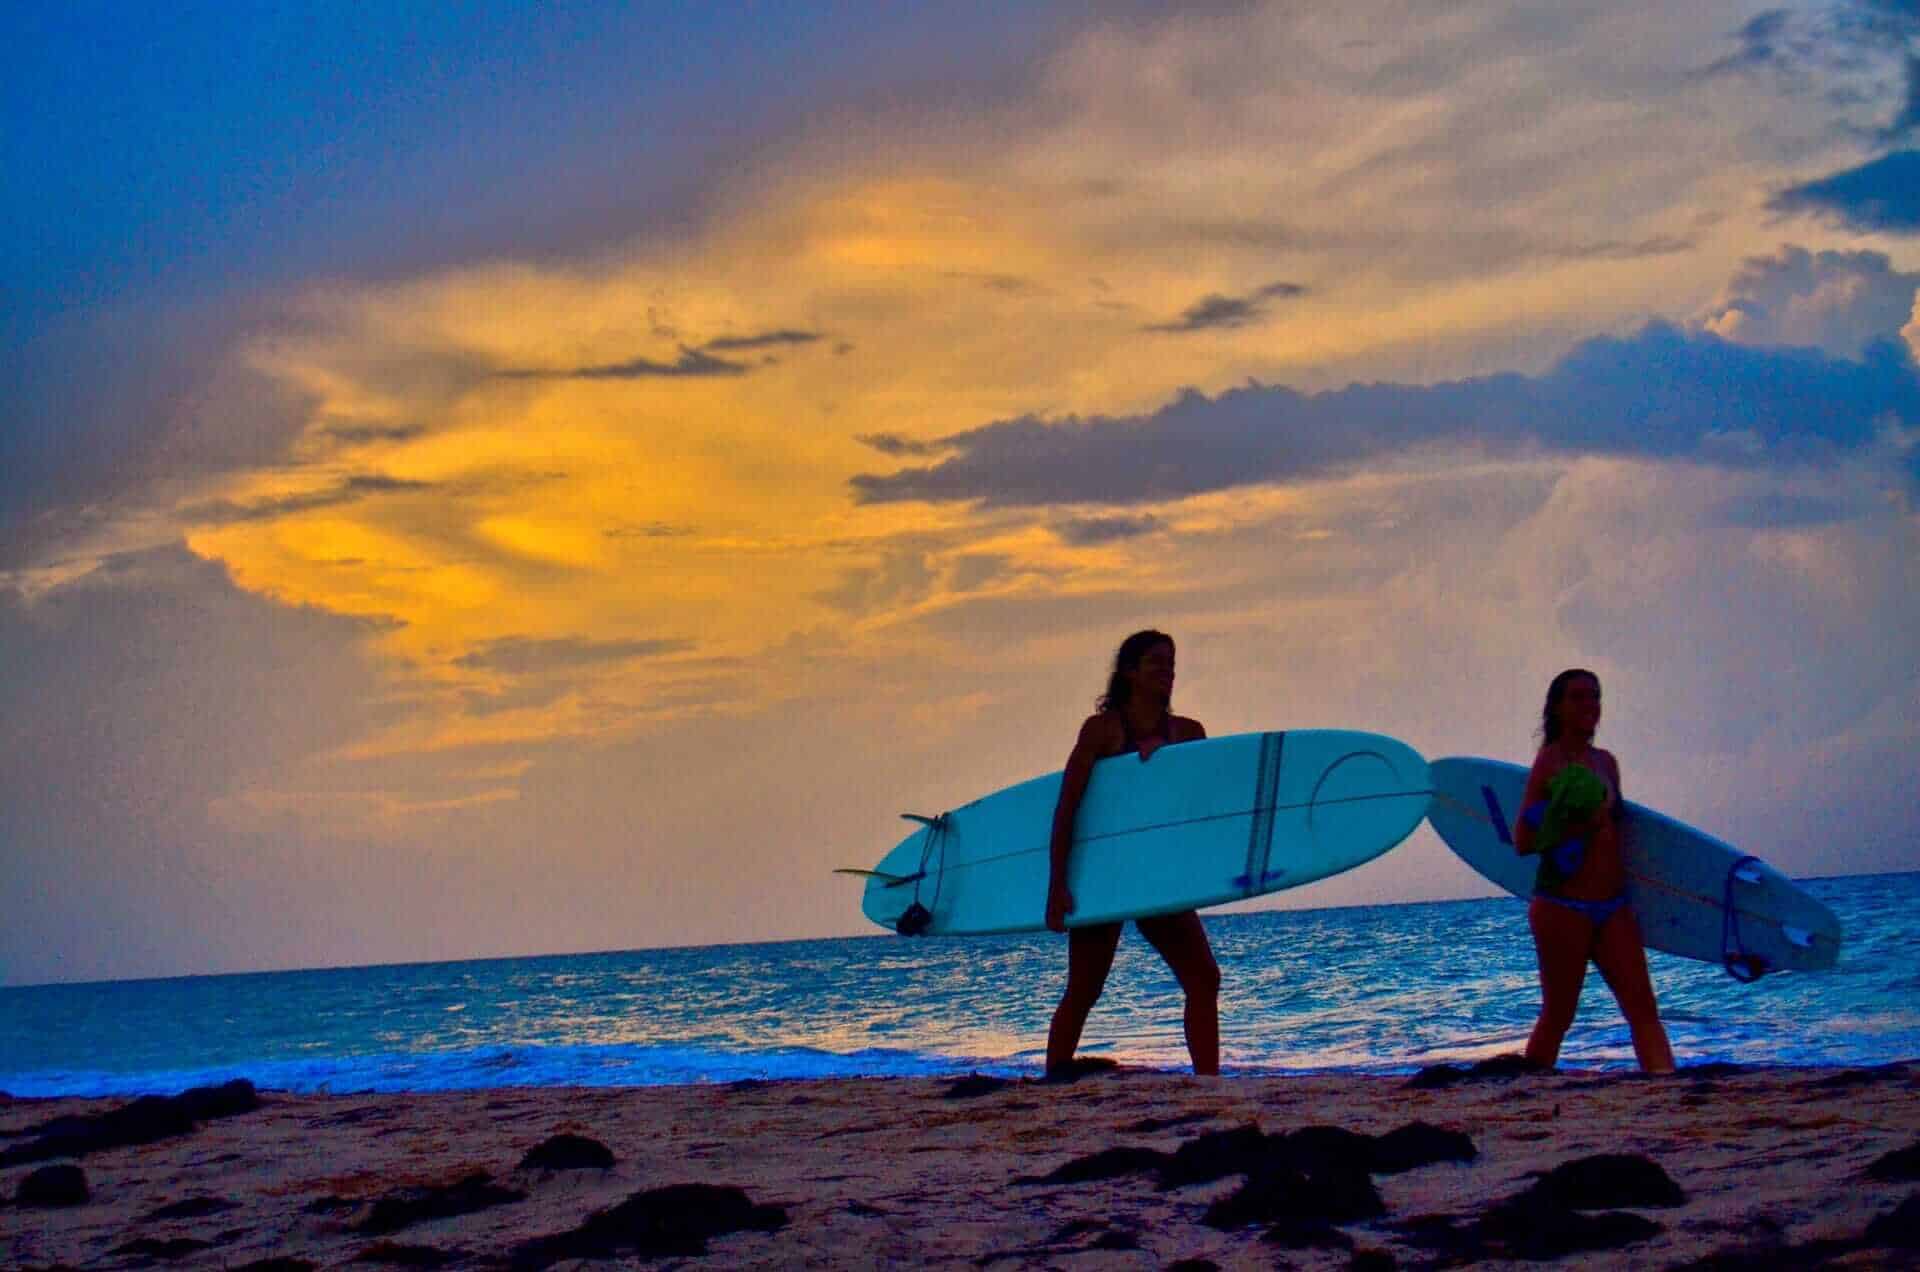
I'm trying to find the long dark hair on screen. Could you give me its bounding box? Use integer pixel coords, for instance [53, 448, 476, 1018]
[1539, 667, 1599, 744]
[1098, 629, 1174, 713]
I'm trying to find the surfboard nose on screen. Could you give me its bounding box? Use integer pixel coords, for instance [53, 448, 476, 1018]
[1290, 732, 1431, 877]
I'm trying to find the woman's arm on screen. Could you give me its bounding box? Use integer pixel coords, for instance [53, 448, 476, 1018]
[1045, 714, 1118, 931]
[1513, 749, 1554, 856]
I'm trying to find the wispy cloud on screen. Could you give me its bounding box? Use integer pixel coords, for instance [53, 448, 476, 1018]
[1053, 513, 1164, 544]
[1146, 281, 1307, 333]
[699, 328, 824, 352]
[185, 475, 436, 523]
[453, 636, 693, 674]
[855, 433, 956, 457]
[499, 347, 750, 380]
[1706, 491, 1856, 529]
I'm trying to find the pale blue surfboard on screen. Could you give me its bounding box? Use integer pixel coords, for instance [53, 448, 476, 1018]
[1427, 757, 1841, 975]
[858, 730, 1430, 936]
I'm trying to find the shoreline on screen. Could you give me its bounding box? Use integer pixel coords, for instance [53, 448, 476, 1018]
[7, 1063, 1918, 1268]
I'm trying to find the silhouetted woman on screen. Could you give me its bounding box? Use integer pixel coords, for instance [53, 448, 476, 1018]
[1044, 630, 1221, 1077]
[1514, 668, 1675, 1073]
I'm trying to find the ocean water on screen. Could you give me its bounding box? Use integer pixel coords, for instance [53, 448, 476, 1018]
[2, 873, 1915, 1098]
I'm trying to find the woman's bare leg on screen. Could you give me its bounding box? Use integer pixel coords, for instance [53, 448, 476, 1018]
[1047, 922, 1123, 1076]
[1591, 908, 1676, 1074]
[1525, 897, 1594, 1070]
[1136, 911, 1221, 1076]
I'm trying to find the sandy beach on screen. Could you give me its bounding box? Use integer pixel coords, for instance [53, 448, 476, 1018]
[6, 1062, 1918, 1269]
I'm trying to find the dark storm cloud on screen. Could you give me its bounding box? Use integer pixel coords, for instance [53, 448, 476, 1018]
[321, 423, 426, 445]
[1053, 513, 1165, 544]
[854, 432, 956, 457]
[498, 346, 750, 380]
[699, 329, 824, 352]
[941, 270, 1042, 294]
[1145, 280, 1308, 332]
[495, 330, 826, 380]
[851, 323, 1920, 507]
[453, 636, 692, 674]
[1770, 150, 1920, 232]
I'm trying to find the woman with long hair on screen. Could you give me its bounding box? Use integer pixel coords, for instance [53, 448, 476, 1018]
[1514, 668, 1675, 1073]
[1043, 630, 1221, 1078]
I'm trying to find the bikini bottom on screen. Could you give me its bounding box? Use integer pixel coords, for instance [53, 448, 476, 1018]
[1533, 888, 1630, 927]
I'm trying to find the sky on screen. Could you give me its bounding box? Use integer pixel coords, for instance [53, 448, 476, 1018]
[4, 1, 1918, 986]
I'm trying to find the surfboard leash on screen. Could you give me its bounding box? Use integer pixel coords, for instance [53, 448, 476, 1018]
[893, 812, 951, 936]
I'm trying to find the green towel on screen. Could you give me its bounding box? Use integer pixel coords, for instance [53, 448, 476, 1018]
[1534, 763, 1607, 893]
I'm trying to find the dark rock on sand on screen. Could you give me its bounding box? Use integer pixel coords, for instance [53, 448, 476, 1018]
[1279, 1124, 1377, 1172]
[1037, 1056, 1121, 1084]
[1159, 1123, 1278, 1188]
[0, 1080, 259, 1166]
[1867, 1142, 1920, 1182]
[16, 1163, 89, 1206]
[1202, 1164, 1384, 1230]
[1478, 1195, 1662, 1259]
[356, 1171, 527, 1235]
[1261, 1216, 1355, 1250]
[1521, 1152, 1685, 1209]
[1369, 1121, 1478, 1173]
[1392, 1213, 1479, 1255]
[1865, 1193, 1920, 1249]
[1156, 1119, 1475, 1191]
[943, 1073, 1013, 1099]
[231, 1260, 317, 1272]
[518, 1133, 614, 1170]
[143, 1195, 237, 1220]
[1682, 1062, 1749, 1080]
[1670, 1234, 1863, 1269]
[508, 1182, 787, 1268]
[1162, 1261, 1219, 1271]
[1120, 1111, 1216, 1133]
[111, 1235, 214, 1260]
[1815, 1063, 1910, 1089]
[1016, 1144, 1170, 1185]
[173, 1079, 260, 1121]
[352, 1241, 461, 1266]
[970, 1218, 1140, 1264]
[1405, 1054, 1548, 1090]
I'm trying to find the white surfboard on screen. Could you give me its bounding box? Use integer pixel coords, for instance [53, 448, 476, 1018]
[1427, 757, 1841, 976]
[855, 730, 1430, 936]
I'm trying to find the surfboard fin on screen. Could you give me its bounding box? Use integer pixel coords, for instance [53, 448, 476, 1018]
[900, 812, 950, 829]
[833, 867, 928, 888]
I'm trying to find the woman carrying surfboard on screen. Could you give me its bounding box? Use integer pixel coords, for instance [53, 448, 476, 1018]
[1043, 630, 1222, 1078]
[1514, 668, 1675, 1074]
